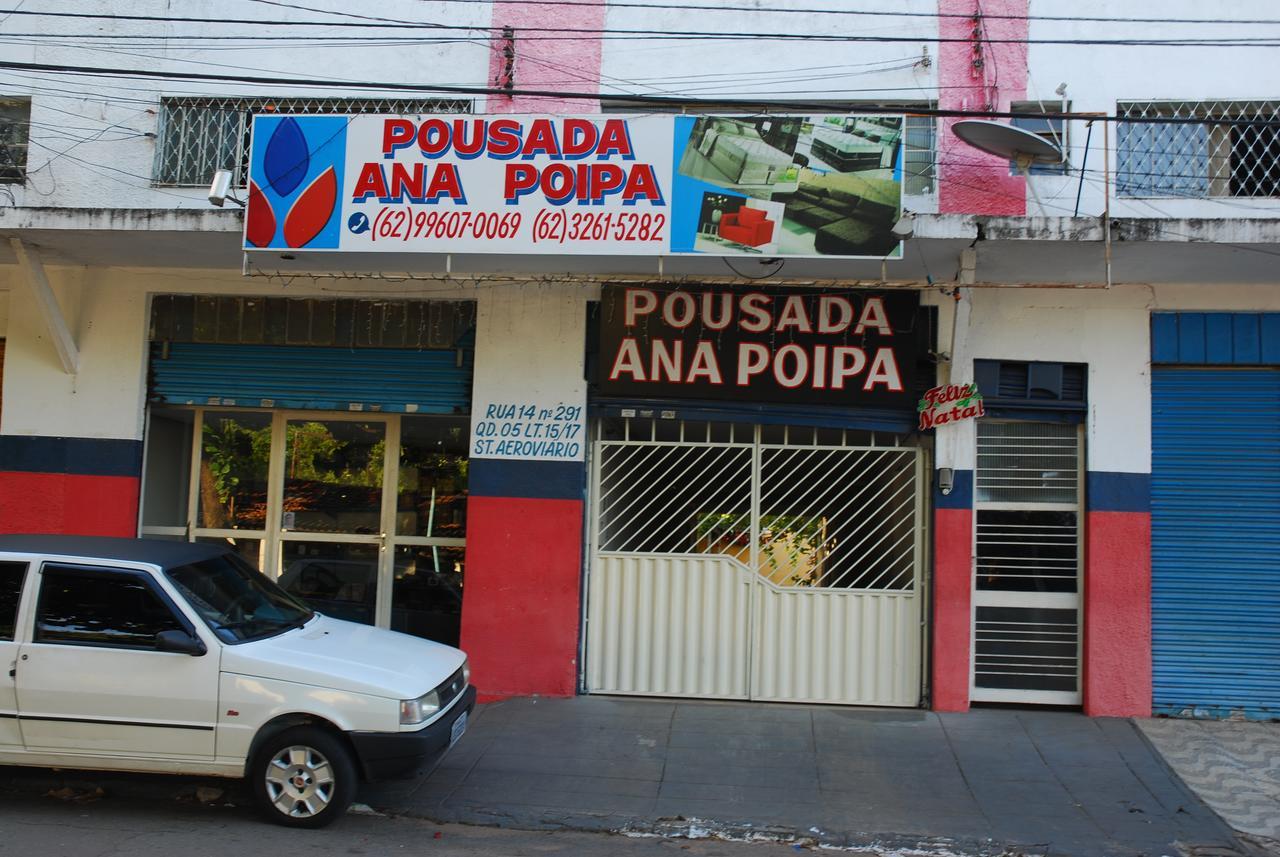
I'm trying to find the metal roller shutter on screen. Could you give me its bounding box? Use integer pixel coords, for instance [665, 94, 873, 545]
[1151, 367, 1280, 719]
[149, 342, 472, 414]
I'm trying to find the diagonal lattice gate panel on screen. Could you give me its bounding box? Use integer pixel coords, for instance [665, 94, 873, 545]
[759, 446, 918, 592]
[587, 420, 923, 705]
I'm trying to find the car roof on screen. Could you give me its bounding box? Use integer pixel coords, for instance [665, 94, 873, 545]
[0, 535, 229, 569]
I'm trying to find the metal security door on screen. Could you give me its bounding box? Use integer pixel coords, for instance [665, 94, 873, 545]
[1152, 368, 1280, 718]
[585, 420, 923, 706]
[971, 421, 1083, 705]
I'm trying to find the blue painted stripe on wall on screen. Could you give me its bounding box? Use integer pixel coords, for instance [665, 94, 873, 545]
[0, 436, 143, 478]
[470, 458, 585, 501]
[934, 468, 973, 510]
[1152, 312, 1280, 366]
[1087, 471, 1151, 512]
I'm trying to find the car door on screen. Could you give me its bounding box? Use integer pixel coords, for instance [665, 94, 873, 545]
[0, 560, 28, 751]
[15, 562, 219, 759]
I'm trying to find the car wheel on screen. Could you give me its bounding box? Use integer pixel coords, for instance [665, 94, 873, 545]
[250, 726, 356, 828]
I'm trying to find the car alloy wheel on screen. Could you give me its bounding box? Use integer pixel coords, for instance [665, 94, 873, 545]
[251, 725, 356, 828]
[264, 744, 336, 818]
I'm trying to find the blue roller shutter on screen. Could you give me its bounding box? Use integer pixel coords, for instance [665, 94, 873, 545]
[149, 342, 472, 414]
[1151, 367, 1280, 719]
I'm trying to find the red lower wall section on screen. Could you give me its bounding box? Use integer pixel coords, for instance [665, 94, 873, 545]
[1084, 511, 1152, 717]
[460, 496, 584, 699]
[0, 471, 140, 536]
[932, 508, 973, 711]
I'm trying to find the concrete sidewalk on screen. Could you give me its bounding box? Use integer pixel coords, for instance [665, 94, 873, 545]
[362, 696, 1247, 857]
[1139, 718, 1280, 852]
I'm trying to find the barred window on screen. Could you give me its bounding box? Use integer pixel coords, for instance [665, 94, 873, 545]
[1117, 100, 1280, 198]
[152, 96, 472, 188]
[0, 98, 30, 183]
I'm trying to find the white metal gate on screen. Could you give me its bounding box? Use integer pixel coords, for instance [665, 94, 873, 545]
[585, 419, 924, 706]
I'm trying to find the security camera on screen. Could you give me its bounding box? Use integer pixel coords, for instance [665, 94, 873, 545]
[891, 212, 915, 240]
[208, 169, 244, 207]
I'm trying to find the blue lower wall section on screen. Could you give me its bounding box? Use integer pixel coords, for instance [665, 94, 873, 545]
[0, 436, 143, 478]
[934, 469, 973, 510]
[1087, 471, 1151, 512]
[470, 457, 586, 501]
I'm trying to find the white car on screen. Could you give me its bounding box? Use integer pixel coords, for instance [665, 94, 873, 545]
[0, 535, 475, 828]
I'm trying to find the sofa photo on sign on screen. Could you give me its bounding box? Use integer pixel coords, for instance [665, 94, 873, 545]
[773, 170, 901, 256]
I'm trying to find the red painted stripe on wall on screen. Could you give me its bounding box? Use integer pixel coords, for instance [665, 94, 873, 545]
[938, 0, 1029, 215]
[486, 1, 606, 113]
[461, 496, 584, 699]
[0, 471, 140, 537]
[932, 507, 973, 711]
[1084, 511, 1152, 717]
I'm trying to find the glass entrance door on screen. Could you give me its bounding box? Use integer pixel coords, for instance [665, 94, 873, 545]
[277, 417, 391, 628]
[140, 408, 469, 645]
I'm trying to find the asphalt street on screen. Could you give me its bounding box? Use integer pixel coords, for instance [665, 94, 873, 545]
[0, 795, 820, 857]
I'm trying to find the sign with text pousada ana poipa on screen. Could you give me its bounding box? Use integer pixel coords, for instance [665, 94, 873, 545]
[243, 113, 905, 259]
[598, 285, 919, 409]
[918, 383, 985, 430]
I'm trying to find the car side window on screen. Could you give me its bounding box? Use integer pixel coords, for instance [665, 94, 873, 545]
[35, 564, 185, 649]
[0, 561, 27, 641]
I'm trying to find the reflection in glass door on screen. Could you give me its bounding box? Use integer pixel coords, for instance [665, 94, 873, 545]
[140, 408, 468, 646]
[277, 418, 390, 627]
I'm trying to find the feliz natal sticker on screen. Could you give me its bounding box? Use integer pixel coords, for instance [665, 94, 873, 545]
[918, 383, 985, 430]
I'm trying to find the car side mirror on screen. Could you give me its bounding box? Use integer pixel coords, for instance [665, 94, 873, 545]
[156, 629, 207, 656]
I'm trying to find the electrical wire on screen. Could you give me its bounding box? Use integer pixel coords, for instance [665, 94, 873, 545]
[3, 58, 1278, 126]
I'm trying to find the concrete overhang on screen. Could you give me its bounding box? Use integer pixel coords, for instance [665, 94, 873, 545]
[0, 208, 1276, 287]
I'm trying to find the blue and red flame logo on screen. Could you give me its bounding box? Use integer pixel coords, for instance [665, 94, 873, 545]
[245, 116, 347, 250]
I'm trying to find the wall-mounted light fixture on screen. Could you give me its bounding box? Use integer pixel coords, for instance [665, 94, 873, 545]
[938, 467, 955, 496]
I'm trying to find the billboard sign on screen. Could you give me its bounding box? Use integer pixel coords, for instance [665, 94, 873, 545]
[597, 284, 919, 409]
[244, 114, 904, 259]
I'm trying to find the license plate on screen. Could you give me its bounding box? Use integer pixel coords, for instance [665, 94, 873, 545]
[449, 710, 468, 746]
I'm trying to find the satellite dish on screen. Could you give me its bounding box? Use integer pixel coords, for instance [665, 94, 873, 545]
[951, 119, 1063, 163]
[951, 120, 1063, 216]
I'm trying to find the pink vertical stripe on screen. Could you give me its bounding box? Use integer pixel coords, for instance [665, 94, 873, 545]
[932, 508, 973, 711]
[938, 0, 1029, 214]
[486, 1, 606, 114]
[1083, 512, 1153, 717]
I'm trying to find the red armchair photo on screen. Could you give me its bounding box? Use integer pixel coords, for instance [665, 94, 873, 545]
[719, 206, 775, 247]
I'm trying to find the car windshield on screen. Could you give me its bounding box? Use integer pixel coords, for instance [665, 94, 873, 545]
[166, 553, 314, 644]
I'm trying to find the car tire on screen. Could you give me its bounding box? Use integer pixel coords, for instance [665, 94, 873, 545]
[250, 726, 357, 828]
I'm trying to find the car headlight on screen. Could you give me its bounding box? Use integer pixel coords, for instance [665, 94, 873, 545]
[399, 689, 441, 725]
[462, 659, 471, 686]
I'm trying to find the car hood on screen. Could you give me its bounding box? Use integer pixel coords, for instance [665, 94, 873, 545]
[220, 614, 466, 699]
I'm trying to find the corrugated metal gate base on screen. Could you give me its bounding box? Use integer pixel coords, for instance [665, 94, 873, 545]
[585, 423, 923, 706]
[1152, 368, 1280, 720]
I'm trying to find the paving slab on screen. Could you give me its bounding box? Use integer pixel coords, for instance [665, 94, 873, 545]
[1138, 717, 1280, 847]
[360, 696, 1249, 857]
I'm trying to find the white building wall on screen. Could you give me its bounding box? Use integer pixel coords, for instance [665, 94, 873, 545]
[936, 282, 1280, 475]
[0, 0, 493, 210]
[469, 282, 590, 465]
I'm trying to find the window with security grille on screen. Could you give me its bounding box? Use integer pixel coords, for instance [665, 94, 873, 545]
[0, 98, 30, 182]
[152, 96, 471, 188]
[1117, 100, 1280, 198]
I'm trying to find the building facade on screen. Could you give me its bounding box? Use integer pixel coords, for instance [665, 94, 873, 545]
[0, 0, 1277, 719]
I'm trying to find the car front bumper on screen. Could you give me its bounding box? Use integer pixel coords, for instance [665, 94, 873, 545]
[348, 684, 477, 781]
